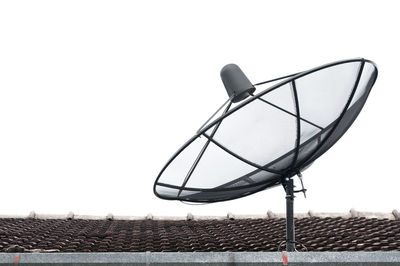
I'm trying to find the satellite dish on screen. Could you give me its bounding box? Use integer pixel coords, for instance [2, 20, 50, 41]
[153, 58, 378, 251]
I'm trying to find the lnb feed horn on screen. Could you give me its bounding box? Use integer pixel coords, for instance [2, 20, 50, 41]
[220, 64, 256, 103]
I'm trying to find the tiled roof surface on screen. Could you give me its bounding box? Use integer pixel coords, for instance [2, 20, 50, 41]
[0, 212, 399, 253]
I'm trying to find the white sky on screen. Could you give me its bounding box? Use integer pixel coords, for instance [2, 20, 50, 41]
[0, 0, 398, 217]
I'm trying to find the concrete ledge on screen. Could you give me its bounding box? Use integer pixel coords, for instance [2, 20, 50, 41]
[0, 252, 399, 265]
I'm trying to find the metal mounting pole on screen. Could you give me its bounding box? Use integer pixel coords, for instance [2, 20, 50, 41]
[285, 177, 295, 252]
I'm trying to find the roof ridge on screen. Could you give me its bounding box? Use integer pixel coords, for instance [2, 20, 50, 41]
[0, 209, 398, 220]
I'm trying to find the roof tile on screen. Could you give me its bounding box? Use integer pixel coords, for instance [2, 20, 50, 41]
[0, 216, 398, 252]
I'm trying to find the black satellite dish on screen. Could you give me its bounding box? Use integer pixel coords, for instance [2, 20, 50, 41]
[153, 58, 378, 252]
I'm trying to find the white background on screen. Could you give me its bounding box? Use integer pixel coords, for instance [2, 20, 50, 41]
[0, 0, 398, 217]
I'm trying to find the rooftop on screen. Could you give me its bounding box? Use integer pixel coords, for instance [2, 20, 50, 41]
[0, 209, 399, 253]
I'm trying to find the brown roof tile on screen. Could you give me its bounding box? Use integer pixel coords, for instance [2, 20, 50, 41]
[0, 216, 398, 253]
